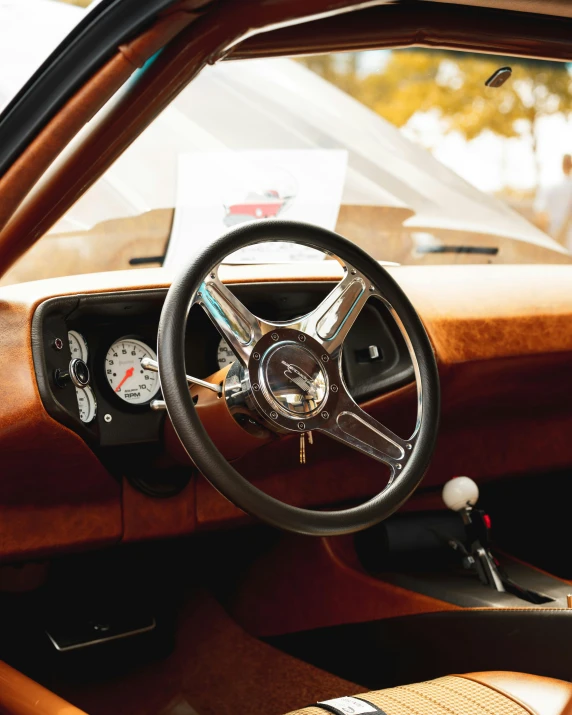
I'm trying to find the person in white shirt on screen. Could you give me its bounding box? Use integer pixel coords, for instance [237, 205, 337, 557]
[536, 154, 572, 252]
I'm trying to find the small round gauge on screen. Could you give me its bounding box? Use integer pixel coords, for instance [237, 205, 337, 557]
[217, 338, 235, 370]
[105, 337, 160, 404]
[76, 386, 97, 423]
[68, 330, 88, 361]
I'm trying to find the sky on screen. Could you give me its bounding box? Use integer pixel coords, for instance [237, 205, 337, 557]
[405, 107, 572, 194]
[0, 0, 83, 106]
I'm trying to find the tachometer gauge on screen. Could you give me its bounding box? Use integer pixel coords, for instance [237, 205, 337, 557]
[105, 338, 160, 404]
[68, 330, 88, 361]
[76, 386, 97, 423]
[217, 338, 235, 370]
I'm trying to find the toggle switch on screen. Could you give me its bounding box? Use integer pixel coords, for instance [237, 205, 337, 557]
[355, 345, 383, 363]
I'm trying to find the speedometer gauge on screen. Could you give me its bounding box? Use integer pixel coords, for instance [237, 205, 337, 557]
[105, 338, 160, 404]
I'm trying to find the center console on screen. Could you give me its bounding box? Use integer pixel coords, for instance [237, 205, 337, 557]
[227, 479, 572, 689]
[356, 476, 568, 609]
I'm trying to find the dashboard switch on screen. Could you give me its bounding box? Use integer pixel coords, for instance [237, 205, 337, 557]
[54, 358, 90, 389]
[355, 345, 383, 363]
[70, 358, 90, 388]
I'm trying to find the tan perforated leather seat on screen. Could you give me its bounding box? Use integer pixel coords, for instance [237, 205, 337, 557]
[287, 672, 572, 715]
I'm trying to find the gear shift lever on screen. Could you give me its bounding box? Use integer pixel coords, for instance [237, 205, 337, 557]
[442, 476, 479, 518]
[442, 476, 505, 592]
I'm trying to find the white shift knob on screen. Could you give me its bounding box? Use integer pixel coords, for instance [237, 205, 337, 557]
[442, 476, 479, 511]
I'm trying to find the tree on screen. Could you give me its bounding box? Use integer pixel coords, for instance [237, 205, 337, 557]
[301, 53, 360, 96]
[301, 51, 572, 187]
[56, 0, 92, 7]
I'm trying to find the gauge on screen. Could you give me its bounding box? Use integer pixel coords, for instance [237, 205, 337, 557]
[105, 337, 160, 404]
[68, 330, 88, 362]
[216, 338, 235, 370]
[76, 386, 97, 423]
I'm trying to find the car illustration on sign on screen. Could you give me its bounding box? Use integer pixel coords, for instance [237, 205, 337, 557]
[223, 189, 294, 226]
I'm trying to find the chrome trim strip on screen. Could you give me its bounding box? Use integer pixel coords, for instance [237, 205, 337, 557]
[45, 619, 156, 652]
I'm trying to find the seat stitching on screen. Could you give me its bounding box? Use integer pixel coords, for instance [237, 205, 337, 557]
[399, 685, 468, 715]
[456, 676, 539, 715]
[376, 690, 428, 715]
[428, 679, 506, 715]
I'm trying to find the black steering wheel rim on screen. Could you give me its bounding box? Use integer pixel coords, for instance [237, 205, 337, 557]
[158, 220, 440, 536]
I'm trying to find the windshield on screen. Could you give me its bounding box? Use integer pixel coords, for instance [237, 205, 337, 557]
[0, 0, 95, 115]
[2, 21, 572, 284]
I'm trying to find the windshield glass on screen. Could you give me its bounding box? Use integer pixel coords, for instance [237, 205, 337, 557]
[0, 0, 95, 115]
[2, 36, 572, 284]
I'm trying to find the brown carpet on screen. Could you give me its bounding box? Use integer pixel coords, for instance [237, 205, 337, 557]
[55, 591, 361, 715]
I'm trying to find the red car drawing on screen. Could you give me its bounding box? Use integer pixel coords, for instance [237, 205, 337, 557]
[223, 189, 292, 226]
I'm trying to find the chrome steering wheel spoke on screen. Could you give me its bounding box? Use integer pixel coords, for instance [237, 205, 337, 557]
[318, 384, 414, 476]
[195, 267, 272, 367]
[288, 261, 372, 358]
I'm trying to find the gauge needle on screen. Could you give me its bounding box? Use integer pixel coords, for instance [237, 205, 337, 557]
[115, 366, 134, 392]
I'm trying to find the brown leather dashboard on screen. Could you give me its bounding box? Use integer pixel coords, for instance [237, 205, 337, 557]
[1, 262, 572, 562]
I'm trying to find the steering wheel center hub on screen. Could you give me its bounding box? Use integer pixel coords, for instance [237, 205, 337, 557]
[247, 327, 340, 432]
[262, 343, 327, 416]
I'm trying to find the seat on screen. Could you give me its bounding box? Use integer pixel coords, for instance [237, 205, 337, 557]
[287, 672, 572, 715]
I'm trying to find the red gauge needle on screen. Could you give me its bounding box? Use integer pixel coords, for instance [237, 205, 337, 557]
[115, 366, 134, 392]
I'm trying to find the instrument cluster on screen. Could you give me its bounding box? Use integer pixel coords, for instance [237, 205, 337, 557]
[67, 326, 232, 427]
[34, 283, 413, 459]
[66, 331, 162, 423]
[34, 286, 233, 461]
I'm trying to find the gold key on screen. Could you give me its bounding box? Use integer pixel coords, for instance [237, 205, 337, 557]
[307, 431, 313, 445]
[299, 432, 306, 464]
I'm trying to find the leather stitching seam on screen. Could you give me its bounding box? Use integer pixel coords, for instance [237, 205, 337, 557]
[455, 676, 538, 715]
[401, 682, 474, 715]
[375, 690, 427, 715]
[427, 679, 504, 715]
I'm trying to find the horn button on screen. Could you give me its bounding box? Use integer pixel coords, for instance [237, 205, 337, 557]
[248, 328, 339, 431]
[263, 343, 327, 416]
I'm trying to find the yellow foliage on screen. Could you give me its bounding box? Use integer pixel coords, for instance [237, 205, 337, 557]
[55, 0, 92, 7]
[300, 50, 572, 144]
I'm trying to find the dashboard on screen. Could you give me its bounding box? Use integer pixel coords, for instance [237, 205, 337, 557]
[32, 282, 414, 490]
[3, 263, 572, 561]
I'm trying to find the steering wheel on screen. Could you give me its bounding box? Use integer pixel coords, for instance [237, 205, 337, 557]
[158, 221, 439, 536]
